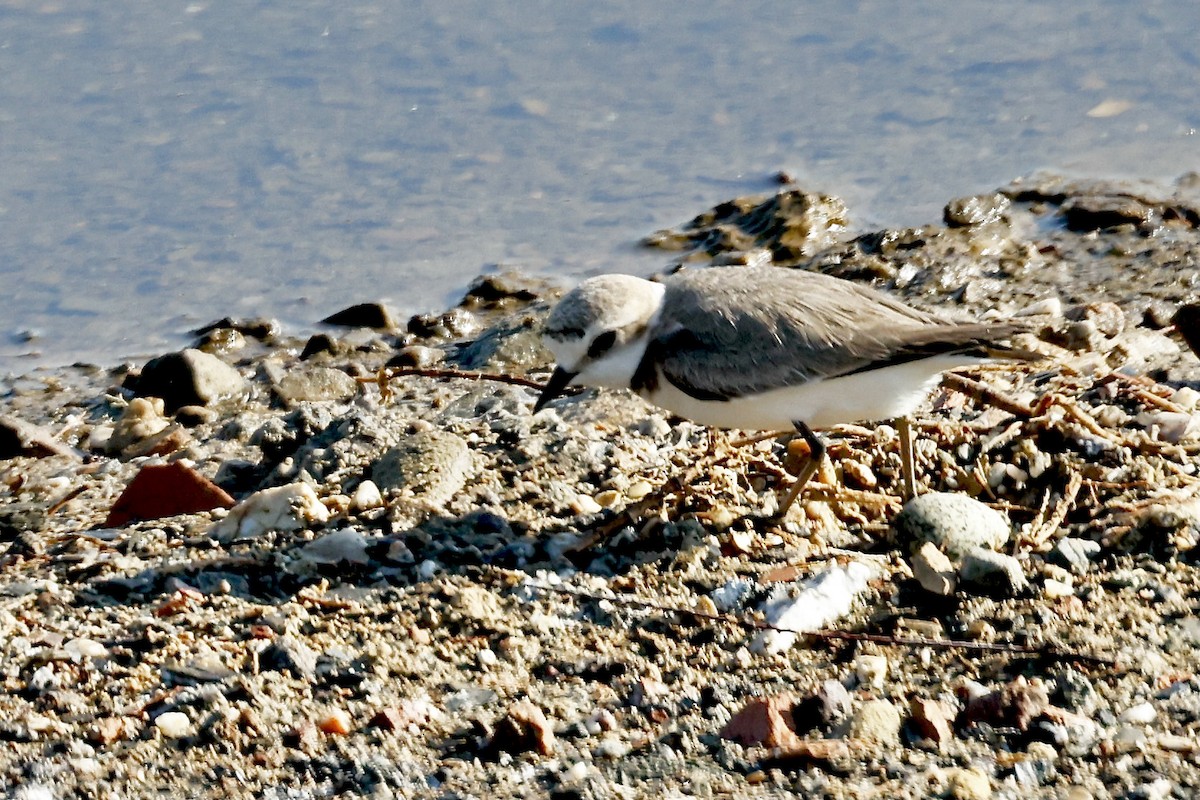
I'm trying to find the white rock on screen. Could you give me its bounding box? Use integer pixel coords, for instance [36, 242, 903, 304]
[1119, 701, 1158, 725]
[210, 482, 330, 541]
[854, 654, 888, 689]
[63, 638, 108, 660]
[297, 528, 370, 566]
[751, 561, 880, 654]
[154, 711, 192, 739]
[350, 480, 384, 512]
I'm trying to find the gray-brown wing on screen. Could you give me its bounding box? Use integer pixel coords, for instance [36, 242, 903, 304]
[641, 267, 1021, 400]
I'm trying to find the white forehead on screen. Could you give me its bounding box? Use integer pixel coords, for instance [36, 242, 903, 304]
[544, 274, 664, 342]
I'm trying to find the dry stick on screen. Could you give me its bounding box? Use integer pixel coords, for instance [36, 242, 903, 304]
[361, 366, 572, 394]
[941, 372, 1035, 418]
[514, 576, 1116, 666]
[46, 485, 87, 516]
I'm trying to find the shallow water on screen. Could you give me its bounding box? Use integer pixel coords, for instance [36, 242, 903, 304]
[1, 0, 1198, 371]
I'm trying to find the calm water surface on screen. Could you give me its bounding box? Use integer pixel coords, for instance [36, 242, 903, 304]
[2, 1, 1198, 371]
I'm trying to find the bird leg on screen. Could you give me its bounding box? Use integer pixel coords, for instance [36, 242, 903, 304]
[896, 416, 917, 501]
[774, 420, 826, 518]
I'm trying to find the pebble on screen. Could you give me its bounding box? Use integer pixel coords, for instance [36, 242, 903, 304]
[490, 699, 556, 756]
[317, 709, 353, 735]
[793, 679, 852, 731]
[893, 492, 1011, 559]
[210, 482, 330, 541]
[321, 302, 397, 329]
[260, 636, 319, 680]
[132, 348, 246, 412]
[719, 695, 800, 748]
[1119, 701, 1157, 724]
[297, 528, 371, 566]
[854, 654, 888, 689]
[153, 712, 192, 739]
[958, 548, 1028, 598]
[911, 541, 957, 595]
[350, 480, 384, 512]
[1047, 537, 1102, 575]
[908, 697, 954, 747]
[0, 414, 79, 460]
[370, 429, 472, 505]
[273, 367, 359, 404]
[846, 699, 901, 745]
[945, 767, 992, 800]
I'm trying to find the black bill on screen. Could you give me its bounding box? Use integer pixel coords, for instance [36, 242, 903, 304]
[533, 366, 578, 413]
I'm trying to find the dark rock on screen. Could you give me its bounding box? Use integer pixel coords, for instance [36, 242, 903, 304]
[944, 193, 1011, 227]
[1173, 303, 1200, 359]
[407, 307, 478, 339]
[488, 699, 556, 756]
[260, 635, 318, 680]
[193, 327, 246, 355]
[386, 344, 443, 369]
[1060, 194, 1158, 231]
[0, 415, 79, 460]
[960, 678, 1050, 731]
[793, 679, 852, 732]
[192, 317, 280, 341]
[958, 548, 1028, 598]
[322, 302, 396, 330]
[105, 462, 235, 527]
[174, 405, 219, 427]
[130, 349, 246, 412]
[459, 272, 542, 310]
[1047, 537, 1102, 576]
[300, 333, 343, 360]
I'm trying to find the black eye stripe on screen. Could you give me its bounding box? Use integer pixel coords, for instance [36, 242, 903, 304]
[587, 330, 618, 358]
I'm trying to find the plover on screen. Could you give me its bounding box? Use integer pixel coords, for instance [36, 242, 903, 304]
[534, 265, 1032, 515]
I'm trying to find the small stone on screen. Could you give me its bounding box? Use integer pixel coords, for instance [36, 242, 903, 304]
[106, 462, 235, 527]
[911, 542, 957, 595]
[793, 679, 852, 731]
[1119, 701, 1157, 725]
[1047, 537, 1102, 575]
[944, 193, 1011, 227]
[854, 654, 888, 690]
[209, 482, 330, 541]
[297, 528, 370, 566]
[945, 767, 992, 800]
[90, 717, 127, 746]
[103, 397, 169, 455]
[153, 711, 192, 739]
[259, 635, 319, 680]
[719, 695, 799, 748]
[570, 493, 603, 516]
[961, 677, 1049, 731]
[626, 480, 653, 500]
[958, 548, 1027, 598]
[192, 317, 279, 341]
[908, 697, 954, 747]
[299, 333, 343, 360]
[131, 349, 246, 412]
[841, 459, 877, 489]
[322, 302, 396, 329]
[63, 638, 108, 661]
[370, 430, 471, 505]
[350, 480, 384, 512]
[847, 699, 902, 745]
[894, 492, 1011, 559]
[387, 344, 442, 369]
[490, 699, 556, 756]
[0, 415, 79, 460]
[273, 367, 359, 404]
[1043, 578, 1074, 599]
[317, 709, 352, 735]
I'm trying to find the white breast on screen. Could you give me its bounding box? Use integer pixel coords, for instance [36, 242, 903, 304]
[641, 355, 984, 431]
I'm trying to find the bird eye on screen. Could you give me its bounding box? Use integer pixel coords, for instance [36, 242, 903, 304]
[587, 330, 618, 358]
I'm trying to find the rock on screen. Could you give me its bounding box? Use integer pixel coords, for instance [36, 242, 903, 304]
[909, 697, 955, 747]
[105, 462, 235, 527]
[209, 482, 330, 541]
[793, 679, 852, 731]
[273, 367, 359, 404]
[854, 654, 888, 690]
[719, 695, 799, 749]
[296, 528, 370, 566]
[387, 344, 443, 369]
[322, 302, 396, 329]
[894, 492, 1011, 559]
[1060, 194, 1157, 231]
[751, 561, 880, 655]
[299, 333, 344, 360]
[961, 678, 1050, 731]
[1047, 537, 1102, 575]
[490, 699, 556, 756]
[260, 635, 318, 680]
[153, 711, 192, 739]
[958, 548, 1028, 598]
[350, 480, 384, 512]
[0, 415, 79, 460]
[847, 699, 902, 745]
[1119, 701, 1157, 724]
[911, 541, 957, 595]
[317, 709, 352, 735]
[370, 430, 471, 505]
[192, 316, 279, 341]
[1174, 303, 1200, 358]
[944, 193, 1011, 227]
[131, 349, 246, 412]
[945, 767, 992, 800]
